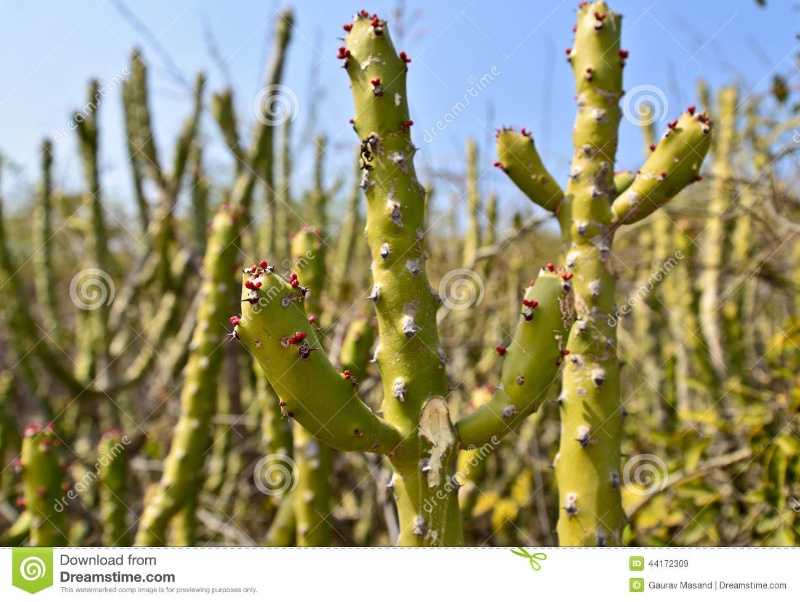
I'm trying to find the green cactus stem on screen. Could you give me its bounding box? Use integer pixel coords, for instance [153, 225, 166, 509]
[456, 268, 573, 447]
[97, 430, 130, 546]
[494, 1, 711, 546]
[613, 170, 635, 195]
[74, 79, 111, 383]
[20, 424, 68, 546]
[190, 145, 209, 255]
[0, 511, 32, 547]
[289, 224, 332, 546]
[134, 205, 239, 546]
[698, 86, 737, 382]
[258, 8, 293, 257]
[463, 138, 481, 266]
[456, 386, 495, 523]
[331, 148, 364, 305]
[343, 11, 462, 545]
[240, 11, 463, 545]
[33, 139, 62, 340]
[292, 426, 332, 546]
[264, 490, 296, 546]
[290, 225, 326, 319]
[125, 49, 163, 188]
[274, 117, 294, 263]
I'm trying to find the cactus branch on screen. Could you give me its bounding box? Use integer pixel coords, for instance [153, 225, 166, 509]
[456, 269, 573, 447]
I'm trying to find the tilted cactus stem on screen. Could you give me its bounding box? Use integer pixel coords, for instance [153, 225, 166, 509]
[456, 269, 573, 447]
[134, 204, 239, 546]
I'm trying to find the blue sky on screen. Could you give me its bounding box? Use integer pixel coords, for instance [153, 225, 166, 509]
[0, 0, 797, 219]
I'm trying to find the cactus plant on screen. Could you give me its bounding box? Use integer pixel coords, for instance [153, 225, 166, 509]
[496, 1, 711, 545]
[235, 10, 578, 546]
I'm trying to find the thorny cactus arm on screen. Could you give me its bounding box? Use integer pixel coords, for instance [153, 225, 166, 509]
[258, 9, 294, 256]
[332, 149, 364, 305]
[495, 129, 568, 231]
[20, 424, 68, 546]
[343, 11, 463, 545]
[275, 118, 294, 262]
[236, 270, 400, 454]
[698, 86, 736, 382]
[456, 387, 495, 522]
[211, 89, 246, 171]
[75, 79, 112, 381]
[456, 269, 573, 447]
[0, 172, 92, 399]
[290, 226, 326, 318]
[292, 427, 332, 546]
[121, 61, 150, 232]
[190, 144, 209, 254]
[611, 110, 711, 225]
[228, 10, 293, 217]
